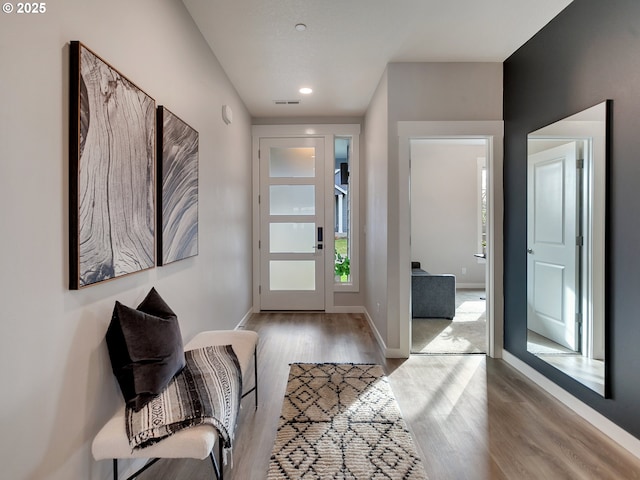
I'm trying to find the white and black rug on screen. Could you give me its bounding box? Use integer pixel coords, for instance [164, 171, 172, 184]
[268, 363, 428, 479]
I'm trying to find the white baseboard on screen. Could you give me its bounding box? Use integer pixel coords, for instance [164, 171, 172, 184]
[383, 347, 406, 358]
[362, 308, 385, 351]
[456, 283, 486, 289]
[235, 308, 253, 329]
[328, 306, 366, 314]
[362, 308, 405, 358]
[502, 351, 640, 460]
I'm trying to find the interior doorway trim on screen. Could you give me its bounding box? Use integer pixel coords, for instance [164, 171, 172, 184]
[398, 121, 504, 358]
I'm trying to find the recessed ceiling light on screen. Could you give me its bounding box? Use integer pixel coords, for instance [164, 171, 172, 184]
[295, 23, 307, 32]
[299, 87, 313, 95]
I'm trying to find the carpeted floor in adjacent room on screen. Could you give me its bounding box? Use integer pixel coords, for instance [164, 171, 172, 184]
[411, 289, 486, 354]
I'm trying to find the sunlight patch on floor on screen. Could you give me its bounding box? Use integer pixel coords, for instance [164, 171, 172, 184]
[453, 300, 485, 322]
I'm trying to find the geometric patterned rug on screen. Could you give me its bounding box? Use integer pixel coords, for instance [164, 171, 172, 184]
[267, 363, 428, 479]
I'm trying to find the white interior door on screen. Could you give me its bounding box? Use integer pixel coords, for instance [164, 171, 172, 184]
[259, 137, 325, 310]
[527, 142, 579, 351]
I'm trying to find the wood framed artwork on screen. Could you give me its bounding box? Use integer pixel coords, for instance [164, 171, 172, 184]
[69, 41, 156, 289]
[157, 106, 199, 265]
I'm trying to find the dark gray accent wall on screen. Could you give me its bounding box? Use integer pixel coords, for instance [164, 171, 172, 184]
[504, 0, 640, 438]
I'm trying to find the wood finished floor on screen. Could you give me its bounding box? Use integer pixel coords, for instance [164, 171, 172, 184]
[139, 312, 640, 480]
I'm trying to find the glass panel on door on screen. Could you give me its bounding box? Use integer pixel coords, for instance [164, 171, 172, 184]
[270, 147, 316, 177]
[269, 185, 315, 215]
[270, 261, 316, 291]
[270, 223, 316, 253]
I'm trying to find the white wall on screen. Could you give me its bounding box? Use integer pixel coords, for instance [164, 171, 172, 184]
[410, 142, 487, 286]
[0, 2, 252, 479]
[363, 69, 389, 341]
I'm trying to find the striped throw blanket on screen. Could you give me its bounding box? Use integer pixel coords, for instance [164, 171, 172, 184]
[126, 344, 242, 451]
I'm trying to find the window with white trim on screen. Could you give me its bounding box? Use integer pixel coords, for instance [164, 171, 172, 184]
[334, 135, 358, 290]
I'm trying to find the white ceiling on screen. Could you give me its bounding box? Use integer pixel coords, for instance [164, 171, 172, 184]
[182, 0, 573, 118]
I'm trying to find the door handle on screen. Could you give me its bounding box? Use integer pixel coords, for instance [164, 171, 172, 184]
[316, 227, 324, 250]
[527, 248, 534, 254]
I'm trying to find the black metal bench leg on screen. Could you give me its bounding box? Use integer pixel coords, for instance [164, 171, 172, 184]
[241, 345, 259, 410]
[209, 450, 219, 480]
[253, 345, 258, 410]
[219, 436, 224, 480]
[112, 457, 161, 480]
[209, 435, 224, 480]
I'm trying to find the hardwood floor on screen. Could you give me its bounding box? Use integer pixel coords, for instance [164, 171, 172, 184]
[139, 313, 640, 479]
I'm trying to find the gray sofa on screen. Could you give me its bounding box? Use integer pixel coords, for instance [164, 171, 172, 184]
[411, 261, 456, 319]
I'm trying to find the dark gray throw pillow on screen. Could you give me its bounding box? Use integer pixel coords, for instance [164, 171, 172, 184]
[106, 288, 186, 411]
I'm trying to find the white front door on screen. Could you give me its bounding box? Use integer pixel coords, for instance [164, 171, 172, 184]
[527, 142, 580, 351]
[259, 137, 325, 310]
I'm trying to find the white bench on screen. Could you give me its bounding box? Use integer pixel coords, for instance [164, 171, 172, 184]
[92, 330, 258, 480]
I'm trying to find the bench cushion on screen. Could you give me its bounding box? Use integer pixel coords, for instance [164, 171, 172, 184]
[92, 329, 258, 461]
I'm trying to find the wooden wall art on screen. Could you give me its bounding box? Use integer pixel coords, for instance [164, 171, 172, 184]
[157, 106, 199, 265]
[69, 41, 155, 289]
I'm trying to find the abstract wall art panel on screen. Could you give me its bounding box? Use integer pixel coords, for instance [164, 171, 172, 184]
[157, 107, 199, 265]
[69, 41, 155, 289]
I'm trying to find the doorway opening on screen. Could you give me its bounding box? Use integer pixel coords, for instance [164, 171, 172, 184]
[397, 120, 504, 359]
[410, 139, 488, 354]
